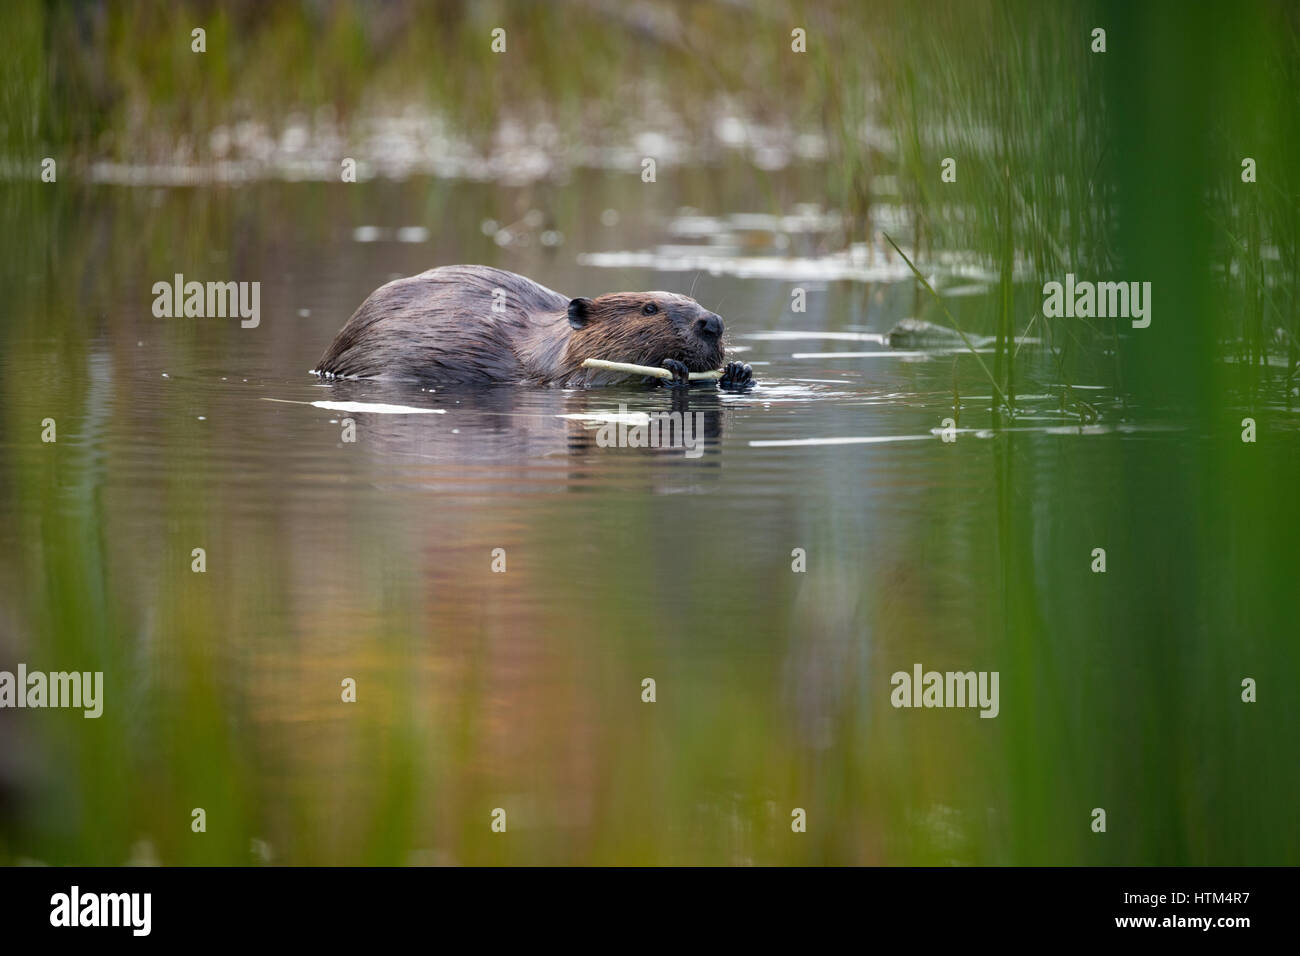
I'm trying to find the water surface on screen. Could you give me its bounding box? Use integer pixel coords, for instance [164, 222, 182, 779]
[1, 174, 1295, 865]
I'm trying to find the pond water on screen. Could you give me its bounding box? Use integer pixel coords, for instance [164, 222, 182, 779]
[1, 171, 1295, 866]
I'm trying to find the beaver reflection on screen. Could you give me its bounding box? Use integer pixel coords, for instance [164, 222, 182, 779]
[313, 379, 736, 489]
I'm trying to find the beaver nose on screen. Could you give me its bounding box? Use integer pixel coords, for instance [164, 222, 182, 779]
[694, 313, 723, 339]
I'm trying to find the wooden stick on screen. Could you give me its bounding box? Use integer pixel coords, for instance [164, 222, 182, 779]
[581, 358, 724, 381]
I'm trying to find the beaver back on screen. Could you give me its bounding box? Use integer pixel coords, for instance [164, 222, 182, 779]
[315, 265, 569, 384]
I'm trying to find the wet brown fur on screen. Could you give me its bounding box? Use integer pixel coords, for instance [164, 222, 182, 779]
[315, 265, 726, 386]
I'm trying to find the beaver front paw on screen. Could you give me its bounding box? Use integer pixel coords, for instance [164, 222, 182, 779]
[718, 361, 755, 391]
[660, 359, 691, 388]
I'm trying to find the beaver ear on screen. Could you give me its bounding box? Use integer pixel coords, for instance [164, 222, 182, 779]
[567, 297, 594, 330]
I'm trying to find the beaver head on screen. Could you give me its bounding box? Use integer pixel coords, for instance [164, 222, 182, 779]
[563, 292, 726, 373]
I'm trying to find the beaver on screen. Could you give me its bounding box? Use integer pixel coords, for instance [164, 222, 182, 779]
[315, 265, 754, 389]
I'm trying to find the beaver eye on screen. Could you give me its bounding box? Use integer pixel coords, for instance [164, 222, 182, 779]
[641, 302, 659, 315]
